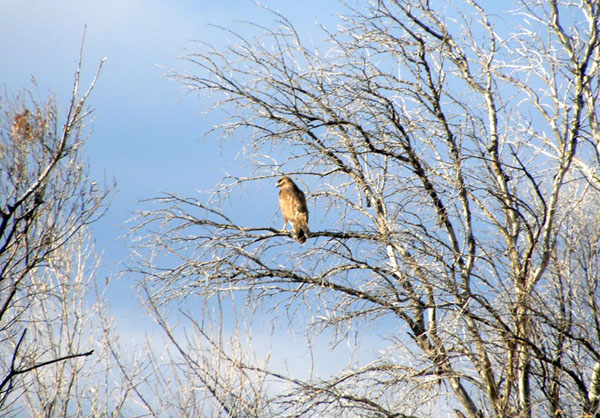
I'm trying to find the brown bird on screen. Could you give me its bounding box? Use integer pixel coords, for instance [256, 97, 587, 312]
[276, 176, 309, 243]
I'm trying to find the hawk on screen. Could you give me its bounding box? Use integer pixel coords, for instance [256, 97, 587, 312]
[276, 176, 309, 244]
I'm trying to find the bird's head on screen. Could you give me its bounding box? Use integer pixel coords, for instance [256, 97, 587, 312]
[276, 176, 292, 188]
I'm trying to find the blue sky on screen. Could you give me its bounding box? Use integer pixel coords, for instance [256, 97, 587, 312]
[1, 0, 340, 275]
[1, 3, 528, 414]
[1, 1, 338, 269]
[1, 0, 361, 384]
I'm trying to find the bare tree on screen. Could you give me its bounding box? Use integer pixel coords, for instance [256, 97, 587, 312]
[6, 229, 133, 417]
[131, 1, 600, 416]
[0, 45, 112, 413]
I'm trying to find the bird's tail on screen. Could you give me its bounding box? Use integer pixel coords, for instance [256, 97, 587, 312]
[296, 226, 309, 244]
